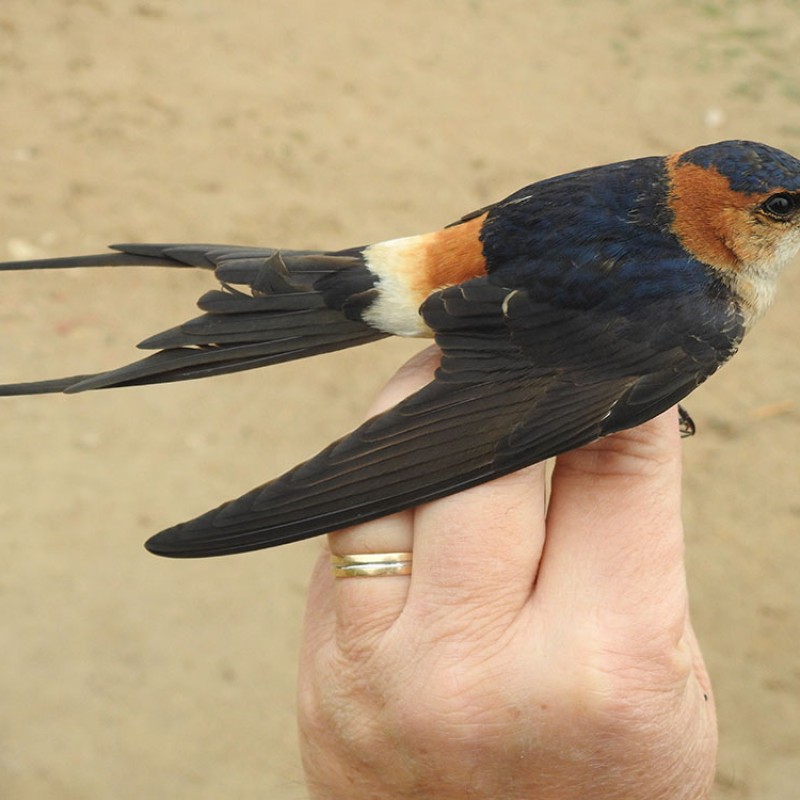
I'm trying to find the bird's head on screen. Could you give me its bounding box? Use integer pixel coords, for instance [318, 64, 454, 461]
[667, 140, 800, 323]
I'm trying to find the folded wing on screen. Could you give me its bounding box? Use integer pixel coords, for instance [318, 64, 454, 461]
[147, 277, 743, 556]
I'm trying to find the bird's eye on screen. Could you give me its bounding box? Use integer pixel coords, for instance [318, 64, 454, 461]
[762, 193, 796, 218]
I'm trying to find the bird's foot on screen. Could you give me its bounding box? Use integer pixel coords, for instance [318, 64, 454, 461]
[678, 404, 696, 438]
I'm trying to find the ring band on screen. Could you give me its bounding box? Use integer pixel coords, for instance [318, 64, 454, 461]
[331, 552, 413, 579]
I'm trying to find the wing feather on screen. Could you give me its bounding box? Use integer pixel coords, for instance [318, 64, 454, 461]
[147, 277, 743, 557]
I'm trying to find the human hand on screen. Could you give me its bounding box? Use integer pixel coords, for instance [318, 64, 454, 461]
[297, 347, 717, 800]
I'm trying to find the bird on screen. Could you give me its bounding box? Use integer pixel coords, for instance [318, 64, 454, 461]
[1, 139, 798, 558]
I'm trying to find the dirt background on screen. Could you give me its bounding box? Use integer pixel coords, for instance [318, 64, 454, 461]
[0, 1, 799, 797]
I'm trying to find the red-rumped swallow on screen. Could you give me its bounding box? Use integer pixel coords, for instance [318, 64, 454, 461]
[1, 140, 798, 557]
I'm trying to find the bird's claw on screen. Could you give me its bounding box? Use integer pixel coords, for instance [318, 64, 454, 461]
[678, 404, 696, 438]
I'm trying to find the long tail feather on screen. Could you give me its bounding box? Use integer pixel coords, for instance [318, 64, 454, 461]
[0, 251, 179, 271]
[0, 243, 387, 395]
[0, 375, 96, 396]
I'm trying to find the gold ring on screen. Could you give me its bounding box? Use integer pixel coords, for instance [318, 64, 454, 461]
[330, 552, 413, 579]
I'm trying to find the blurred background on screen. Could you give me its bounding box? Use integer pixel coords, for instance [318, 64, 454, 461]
[0, 1, 798, 797]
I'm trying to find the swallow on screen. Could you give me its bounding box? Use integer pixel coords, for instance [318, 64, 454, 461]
[1, 140, 798, 557]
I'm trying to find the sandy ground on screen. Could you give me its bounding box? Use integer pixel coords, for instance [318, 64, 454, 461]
[0, 1, 799, 797]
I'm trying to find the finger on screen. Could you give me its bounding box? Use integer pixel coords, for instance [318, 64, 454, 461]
[538, 408, 687, 633]
[407, 461, 547, 621]
[327, 346, 437, 636]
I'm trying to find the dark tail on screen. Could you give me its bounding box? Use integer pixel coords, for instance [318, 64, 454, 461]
[0, 243, 388, 395]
